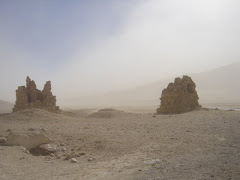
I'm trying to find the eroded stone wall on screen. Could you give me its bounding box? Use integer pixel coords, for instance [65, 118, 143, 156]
[157, 76, 200, 114]
[13, 77, 59, 112]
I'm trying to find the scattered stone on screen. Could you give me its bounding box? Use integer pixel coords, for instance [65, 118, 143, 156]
[64, 152, 75, 160]
[79, 152, 85, 156]
[12, 76, 59, 113]
[6, 129, 12, 132]
[28, 128, 35, 131]
[157, 76, 201, 114]
[50, 153, 55, 157]
[5, 132, 51, 149]
[40, 128, 47, 132]
[44, 156, 51, 160]
[55, 154, 61, 159]
[19, 156, 25, 160]
[32, 144, 57, 156]
[20, 146, 30, 154]
[0, 137, 7, 144]
[88, 157, 94, 161]
[144, 159, 161, 165]
[61, 147, 67, 151]
[71, 158, 77, 163]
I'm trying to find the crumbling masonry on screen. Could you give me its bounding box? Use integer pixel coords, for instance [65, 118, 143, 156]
[157, 75, 201, 114]
[13, 76, 59, 112]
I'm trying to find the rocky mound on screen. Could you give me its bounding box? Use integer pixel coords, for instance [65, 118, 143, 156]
[157, 75, 201, 114]
[87, 108, 129, 118]
[12, 76, 59, 113]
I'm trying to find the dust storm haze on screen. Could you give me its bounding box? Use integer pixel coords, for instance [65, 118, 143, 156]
[2, 1, 240, 179]
[0, 0, 240, 108]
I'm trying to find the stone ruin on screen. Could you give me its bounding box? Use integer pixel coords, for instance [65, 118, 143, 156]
[157, 75, 201, 114]
[12, 76, 59, 112]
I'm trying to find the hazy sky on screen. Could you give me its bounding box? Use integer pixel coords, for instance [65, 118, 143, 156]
[1, 0, 240, 102]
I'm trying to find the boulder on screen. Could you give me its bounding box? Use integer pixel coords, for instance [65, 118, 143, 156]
[0, 137, 7, 144]
[4, 132, 51, 149]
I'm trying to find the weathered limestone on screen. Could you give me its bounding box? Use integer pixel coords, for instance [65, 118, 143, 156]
[13, 76, 59, 112]
[32, 144, 57, 155]
[157, 75, 201, 114]
[4, 132, 51, 149]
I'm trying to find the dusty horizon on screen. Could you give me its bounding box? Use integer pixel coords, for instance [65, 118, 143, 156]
[1, 0, 240, 103]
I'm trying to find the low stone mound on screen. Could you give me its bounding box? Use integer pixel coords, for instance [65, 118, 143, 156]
[87, 108, 128, 118]
[157, 75, 201, 114]
[3, 109, 64, 123]
[61, 109, 96, 118]
[98, 108, 116, 112]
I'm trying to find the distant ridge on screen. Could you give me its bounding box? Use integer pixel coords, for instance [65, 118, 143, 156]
[59, 62, 240, 109]
[0, 100, 13, 113]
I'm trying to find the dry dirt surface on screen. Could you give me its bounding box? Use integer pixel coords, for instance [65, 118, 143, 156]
[0, 108, 240, 180]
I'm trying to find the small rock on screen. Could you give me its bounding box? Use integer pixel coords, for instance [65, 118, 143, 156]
[20, 146, 26, 150]
[60, 143, 64, 146]
[144, 159, 161, 165]
[71, 158, 77, 163]
[6, 129, 12, 132]
[38, 144, 57, 154]
[50, 153, 55, 157]
[19, 156, 25, 160]
[44, 156, 51, 160]
[55, 154, 61, 159]
[64, 152, 75, 160]
[28, 128, 35, 131]
[24, 149, 30, 154]
[79, 152, 85, 156]
[62, 147, 67, 151]
[0, 137, 7, 144]
[40, 128, 47, 132]
[88, 157, 94, 161]
[31, 144, 57, 156]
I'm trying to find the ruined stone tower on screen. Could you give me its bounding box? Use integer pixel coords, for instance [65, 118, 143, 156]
[13, 77, 59, 112]
[157, 75, 200, 114]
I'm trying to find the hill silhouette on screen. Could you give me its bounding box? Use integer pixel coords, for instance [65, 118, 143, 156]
[59, 62, 240, 110]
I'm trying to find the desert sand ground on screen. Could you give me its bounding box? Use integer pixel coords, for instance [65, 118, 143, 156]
[0, 107, 240, 180]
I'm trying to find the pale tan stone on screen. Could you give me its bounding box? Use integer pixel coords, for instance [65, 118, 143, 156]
[13, 76, 59, 113]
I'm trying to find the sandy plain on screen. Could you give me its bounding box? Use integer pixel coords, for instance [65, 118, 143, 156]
[0, 107, 240, 180]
